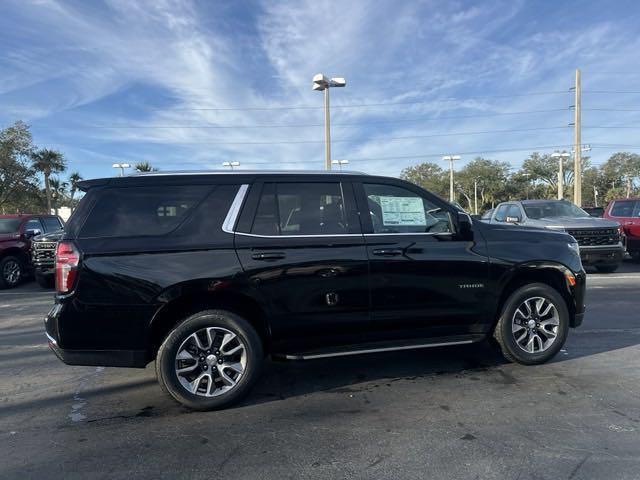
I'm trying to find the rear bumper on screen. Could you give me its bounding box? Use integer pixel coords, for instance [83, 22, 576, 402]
[47, 333, 147, 367]
[579, 244, 624, 265]
[626, 236, 640, 253]
[44, 304, 149, 368]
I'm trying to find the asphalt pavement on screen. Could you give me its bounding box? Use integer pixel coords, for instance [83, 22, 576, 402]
[1, 262, 639, 479]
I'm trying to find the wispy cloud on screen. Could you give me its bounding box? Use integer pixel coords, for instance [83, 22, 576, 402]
[0, 0, 639, 178]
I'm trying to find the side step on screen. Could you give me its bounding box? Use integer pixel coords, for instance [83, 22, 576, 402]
[277, 334, 486, 360]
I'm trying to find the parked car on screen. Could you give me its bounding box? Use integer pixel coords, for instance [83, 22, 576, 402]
[32, 229, 65, 288]
[488, 199, 624, 273]
[604, 198, 640, 261]
[46, 171, 586, 410]
[582, 206, 604, 218]
[0, 214, 64, 288]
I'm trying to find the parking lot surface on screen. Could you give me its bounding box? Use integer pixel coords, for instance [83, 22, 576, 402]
[1, 263, 639, 480]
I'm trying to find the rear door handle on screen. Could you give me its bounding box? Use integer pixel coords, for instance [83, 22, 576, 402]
[372, 248, 403, 257]
[251, 252, 286, 261]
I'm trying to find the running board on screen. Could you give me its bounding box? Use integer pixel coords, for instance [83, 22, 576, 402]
[278, 334, 485, 360]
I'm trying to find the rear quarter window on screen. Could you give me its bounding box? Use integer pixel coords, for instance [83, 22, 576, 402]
[79, 185, 212, 238]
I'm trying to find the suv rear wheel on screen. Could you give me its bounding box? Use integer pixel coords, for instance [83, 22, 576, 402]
[156, 309, 263, 410]
[0, 256, 24, 289]
[493, 283, 569, 365]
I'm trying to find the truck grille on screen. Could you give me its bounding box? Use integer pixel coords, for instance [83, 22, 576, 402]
[32, 242, 57, 266]
[566, 228, 620, 247]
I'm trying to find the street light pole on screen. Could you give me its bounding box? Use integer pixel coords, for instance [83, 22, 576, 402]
[442, 155, 461, 202]
[313, 74, 346, 170]
[331, 159, 349, 171]
[222, 161, 240, 170]
[324, 87, 331, 171]
[474, 179, 478, 215]
[551, 152, 570, 200]
[112, 163, 131, 177]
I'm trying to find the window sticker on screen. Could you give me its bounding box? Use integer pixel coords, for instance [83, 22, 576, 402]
[378, 196, 426, 226]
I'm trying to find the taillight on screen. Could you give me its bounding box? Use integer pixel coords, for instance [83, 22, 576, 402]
[55, 241, 80, 294]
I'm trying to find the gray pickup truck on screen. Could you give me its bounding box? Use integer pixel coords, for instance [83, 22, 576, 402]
[486, 199, 624, 273]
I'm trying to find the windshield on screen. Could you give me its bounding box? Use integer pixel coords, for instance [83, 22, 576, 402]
[0, 218, 21, 234]
[523, 202, 591, 219]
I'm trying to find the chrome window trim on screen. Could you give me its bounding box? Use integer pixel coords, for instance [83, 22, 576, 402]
[364, 232, 453, 237]
[45, 332, 57, 345]
[235, 232, 363, 239]
[221, 184, 249, 234]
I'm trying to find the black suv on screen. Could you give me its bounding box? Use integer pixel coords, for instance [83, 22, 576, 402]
[46, 171, 586, 410]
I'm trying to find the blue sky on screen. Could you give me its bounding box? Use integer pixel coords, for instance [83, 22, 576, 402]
[1, 0, 640, 180]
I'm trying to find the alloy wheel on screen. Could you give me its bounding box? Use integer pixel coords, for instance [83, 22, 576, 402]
[3, 260, 21, 286]
[511, 296, 559, 354]
[174, 327, 247, 397]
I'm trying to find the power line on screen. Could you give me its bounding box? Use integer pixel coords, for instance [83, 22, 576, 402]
[159, 91, 571, 111]
[39, 126, 569, 147]
[583, 90, 640, 94]
[29, 108, 571, 130]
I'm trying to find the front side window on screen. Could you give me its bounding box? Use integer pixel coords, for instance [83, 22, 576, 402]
[506, 205, 523, 219]
[24, 218, 43, 233]
[363, 183, 452, 234]
[80, 185, 211, 238]
[610, 200, 639, 217]
[250, 183, 348, 236]
[42, 217, 63, 232]
[494, 205, 511, 222]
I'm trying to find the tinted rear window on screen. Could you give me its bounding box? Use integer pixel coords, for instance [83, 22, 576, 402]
[610, 200, 639, 217]
[80, 185, 211, 238]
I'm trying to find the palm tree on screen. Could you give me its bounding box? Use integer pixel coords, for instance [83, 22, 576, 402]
[32, 149, 66, 213]
[48, 177, 69, 216]
[135, 161, 157, 172]
[69, 171, 83, 209]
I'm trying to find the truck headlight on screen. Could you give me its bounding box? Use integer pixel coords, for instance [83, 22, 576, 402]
[568, 242, 580, 256]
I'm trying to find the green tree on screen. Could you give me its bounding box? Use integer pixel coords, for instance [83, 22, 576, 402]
[399, 161, 448, 198]
[0, 121, 40, 213]
[600, 152, 640, 199]
[68, 171, 83, 208]
[456, 157, 511, 212]
[32, 148, 66, 213]
[135, 161, 157, 172]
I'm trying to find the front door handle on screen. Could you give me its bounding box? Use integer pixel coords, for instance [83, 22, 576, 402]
[251, 252, 286, 261]
[372, 248, 403, 257]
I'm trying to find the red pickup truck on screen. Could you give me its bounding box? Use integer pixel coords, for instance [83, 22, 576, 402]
[604, 198, 640, 261]
[0, 214, 64, 288]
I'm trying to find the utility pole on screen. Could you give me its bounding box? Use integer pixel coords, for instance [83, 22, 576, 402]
[593, 186, 598, 207]
[573, 68, 582, 206]
[442, 155, 461, 202]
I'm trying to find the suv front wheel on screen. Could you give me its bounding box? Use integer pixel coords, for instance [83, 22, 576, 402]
[156, 309, 263, 410]
[494, 283, 569, 365]
[0, 256, 24, 289]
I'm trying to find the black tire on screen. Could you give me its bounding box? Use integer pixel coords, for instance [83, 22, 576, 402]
[630, 252, 640, 263]
[35, 272, 54, 289]
[156, 309, 263, 411]
[0, 256, 24, 289]
[493, 283, 569, 365]
[595, 264, 619, 273]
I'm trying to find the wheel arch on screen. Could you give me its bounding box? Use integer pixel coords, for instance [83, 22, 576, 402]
[1, 247, 30, 263]
[494, 262, 576, 328]
[147, 287, 270, 360]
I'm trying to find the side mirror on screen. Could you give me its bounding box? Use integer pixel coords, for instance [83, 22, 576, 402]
[457, 212, 473, 239]
[24, 229, 42, 238]
[505, 216, 521, 224]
